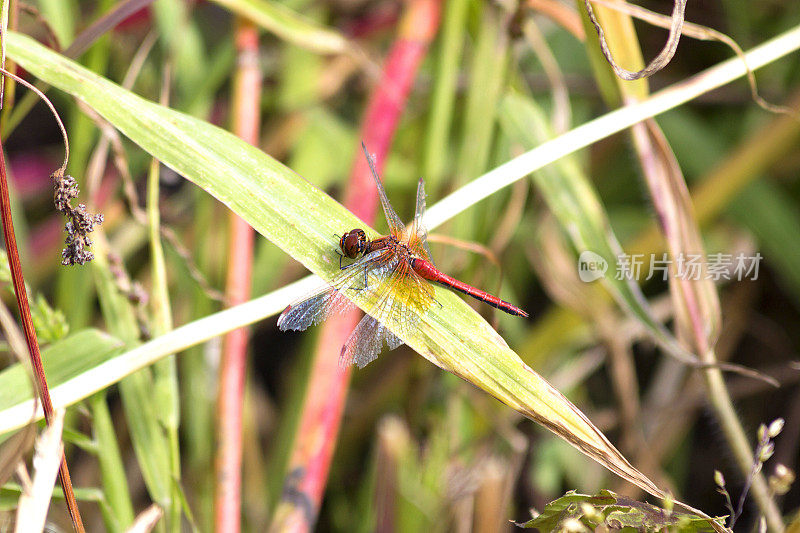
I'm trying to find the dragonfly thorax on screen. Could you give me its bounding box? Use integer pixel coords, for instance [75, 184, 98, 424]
[339, 228, 368, 258]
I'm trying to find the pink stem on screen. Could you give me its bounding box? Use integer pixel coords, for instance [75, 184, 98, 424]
[214, 20, 261, 533]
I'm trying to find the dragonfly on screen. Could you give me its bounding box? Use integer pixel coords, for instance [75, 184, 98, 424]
[278, 143, 528, 368]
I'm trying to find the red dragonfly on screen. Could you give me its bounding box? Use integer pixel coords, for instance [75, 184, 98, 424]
[278, 144, 528, 368]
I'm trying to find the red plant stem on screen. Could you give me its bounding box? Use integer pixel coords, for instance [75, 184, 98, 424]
[214, 20, 261, 533]
[269, 2, 441, 531]
[0, 144, 84, 530]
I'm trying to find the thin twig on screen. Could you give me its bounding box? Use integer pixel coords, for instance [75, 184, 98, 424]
[63, 0, 156, 59]
[17, 3, 62, 52]
[0, 67, 68, 174]
[521, 18, 572, 133]
[583, 0, 687, 80]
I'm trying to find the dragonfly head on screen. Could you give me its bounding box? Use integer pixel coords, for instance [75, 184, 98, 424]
[340, 228, 367, 259]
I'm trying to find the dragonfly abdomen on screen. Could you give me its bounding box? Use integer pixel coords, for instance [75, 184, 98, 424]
[411, 258, 529, 318]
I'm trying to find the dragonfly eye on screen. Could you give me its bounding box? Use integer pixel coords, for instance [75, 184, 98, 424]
[340, 229, 367, 258]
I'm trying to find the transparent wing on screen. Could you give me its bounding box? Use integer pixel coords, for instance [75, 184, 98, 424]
[277, 286, 353, 331]
[405, 177, 434, 262]
[340, 314, 404, 369]
[362, 142, 405, 237]
[281, 237, 435, 368]
[278, 249, 392, 331]
[339, 255, 435, 367]
[366, 256, 434, 328]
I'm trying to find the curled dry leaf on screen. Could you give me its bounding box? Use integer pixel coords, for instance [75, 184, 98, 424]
[583, 0, 687, 81]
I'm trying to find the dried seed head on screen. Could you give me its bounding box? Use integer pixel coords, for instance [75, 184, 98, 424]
[52, 173, 103, 266]
[53, 174, 78, 212]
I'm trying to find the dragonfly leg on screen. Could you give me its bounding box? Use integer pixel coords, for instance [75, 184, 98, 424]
[344, 265, 371, 293]
[338, 251, 357, 270]
[348, 265, 371, 291]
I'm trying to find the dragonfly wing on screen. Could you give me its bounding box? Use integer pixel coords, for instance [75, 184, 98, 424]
[407, 177, 435, 263]
[414, 177, 427, 232]
[340, 314, 404, 369]
[370, 257, 434, 327]
[386, 330, 404, 350]
[348, 258, 435, 368]
[277, 287, 354, 331]
[361, 142, 405, 236]
[278, 250, 390, 331]
[282, 243, 434, 369]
